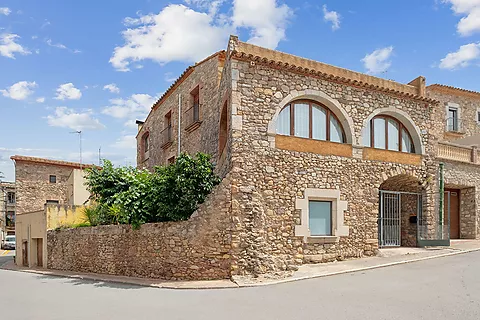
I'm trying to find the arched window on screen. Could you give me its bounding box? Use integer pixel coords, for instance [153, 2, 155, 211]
[277, 100, 346, 143]
[363, 115, 415, 153]
[142, 133, 149, 153]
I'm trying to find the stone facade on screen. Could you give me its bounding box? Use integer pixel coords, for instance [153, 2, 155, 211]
[137, 52, 227, 171]
[49, 36, 480, 280]
[11, 156, 93, 215]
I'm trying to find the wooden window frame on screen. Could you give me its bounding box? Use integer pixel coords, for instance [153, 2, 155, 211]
[49, 175, 57, 184]
[279, 99, 346, 143]
[369, 115, 415, 153]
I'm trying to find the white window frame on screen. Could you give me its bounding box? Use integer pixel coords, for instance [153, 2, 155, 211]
[295, 188, 349, 243]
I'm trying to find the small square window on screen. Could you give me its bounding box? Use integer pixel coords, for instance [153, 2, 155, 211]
[167, 156, 175, 165]
[49, 175, 57, 183]
[309, 201, 332, 236]
[477, 111, 480, 123]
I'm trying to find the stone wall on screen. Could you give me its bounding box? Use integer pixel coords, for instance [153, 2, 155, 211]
[427, 88, 480, 142]
[137, 52, 226, 169]
[15, 161, 73, 214]
[47, 175, 233, 280]
[227, 54, 439, 276]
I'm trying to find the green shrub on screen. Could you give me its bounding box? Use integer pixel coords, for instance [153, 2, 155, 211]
[84, 153, 220, 228]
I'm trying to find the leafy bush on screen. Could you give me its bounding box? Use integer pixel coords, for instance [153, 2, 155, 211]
[84, 153, 220, 228]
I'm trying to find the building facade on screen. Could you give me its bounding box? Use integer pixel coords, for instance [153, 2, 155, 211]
[0, 181, 16, 241]
[135, 36, 480, 277]
[11, 155, 94, 268]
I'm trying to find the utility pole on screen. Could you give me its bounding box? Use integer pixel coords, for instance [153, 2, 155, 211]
[70, 130, 82, 169]
[98, 147, 101, 166]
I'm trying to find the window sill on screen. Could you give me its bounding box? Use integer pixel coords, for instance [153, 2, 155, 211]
[306, 236, 339, 244]
[185, 120, 202, 133]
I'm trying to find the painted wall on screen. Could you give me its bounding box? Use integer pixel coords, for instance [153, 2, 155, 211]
[66, 169, 90, 206]
[46, 205, 87, 230]
[16, 210, 47, 268]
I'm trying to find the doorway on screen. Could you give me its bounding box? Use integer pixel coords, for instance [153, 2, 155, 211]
[36, 238, 43, 267]
[445, 189, 460, 239]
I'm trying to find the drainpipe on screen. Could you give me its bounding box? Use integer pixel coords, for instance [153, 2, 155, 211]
[439, 162, 445, 236]
[177, 94, 182, 156]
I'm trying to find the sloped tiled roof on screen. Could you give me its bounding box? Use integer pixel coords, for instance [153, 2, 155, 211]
[427, 84, 480, 99]
[11, 155, 96, 169]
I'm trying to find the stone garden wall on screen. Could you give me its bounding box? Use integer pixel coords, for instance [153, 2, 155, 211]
[47, 175, 233, 281]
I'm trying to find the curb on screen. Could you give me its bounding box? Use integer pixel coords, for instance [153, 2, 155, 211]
[2, 248, 480, 290]
[236, 247, 480, 288]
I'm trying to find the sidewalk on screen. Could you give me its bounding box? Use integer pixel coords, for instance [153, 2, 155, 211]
[2, 240, 480, 289]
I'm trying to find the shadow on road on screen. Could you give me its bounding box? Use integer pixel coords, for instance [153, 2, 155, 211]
[34, 274, 146, 290]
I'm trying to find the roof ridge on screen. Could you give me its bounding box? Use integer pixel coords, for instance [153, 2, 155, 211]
[427, 84, 480, 97]
[10, 155, 96, 169]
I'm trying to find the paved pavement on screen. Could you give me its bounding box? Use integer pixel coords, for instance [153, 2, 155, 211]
[1, 250, 480, 320]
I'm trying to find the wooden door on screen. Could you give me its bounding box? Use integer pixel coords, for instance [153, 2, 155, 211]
[22, 241, 28, 267]
[37, 239, 43, 267]
[446, 189, 460, 239]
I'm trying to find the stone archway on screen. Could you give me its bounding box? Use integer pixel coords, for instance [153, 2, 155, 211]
[379, 174, 423, 247]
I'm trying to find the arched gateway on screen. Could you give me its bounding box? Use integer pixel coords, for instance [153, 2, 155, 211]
[378, 174, 424, 247]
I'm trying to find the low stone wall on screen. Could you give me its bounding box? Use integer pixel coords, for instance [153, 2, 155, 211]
[47, 176, 233, 280]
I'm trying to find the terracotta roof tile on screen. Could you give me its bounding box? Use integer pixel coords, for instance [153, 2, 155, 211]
[427, 84, 480, 99]
[10, 155, 96, 169]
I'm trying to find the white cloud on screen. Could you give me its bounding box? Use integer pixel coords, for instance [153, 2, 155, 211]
[46, 39, 81, 53]
[36, 97, 45, 103]
[110, 4, 230, 71]
[110, 1, 293, 71]
[0, 81, 37, 100]
[439, 42, 480, 69]
[46, 39, 67, 50]
[102, 94, 156, 122]
[47, 107, 105, 131]
[362, 46, 394, 74]
[444, 0, 480, 36]
[55, 83, 82, 100]
[322, 5, 341, 31]
[164, 72, 177, 82]
[111, 135, 137, 149]
[103, 83, 120, 94]
[0, 33, 31, 58]
[232, 0, 293, 49]
[0, 7, 11, 15]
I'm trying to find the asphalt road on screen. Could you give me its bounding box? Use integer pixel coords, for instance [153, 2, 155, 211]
[1, 251, 480, 320]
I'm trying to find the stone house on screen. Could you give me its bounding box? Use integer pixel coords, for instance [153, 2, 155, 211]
[11, 155, 93, 267]
[39, 35, 480, 281]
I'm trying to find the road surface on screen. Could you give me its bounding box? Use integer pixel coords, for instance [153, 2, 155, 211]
[1, 250, 479, 320]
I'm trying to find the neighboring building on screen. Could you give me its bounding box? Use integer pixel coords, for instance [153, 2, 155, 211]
[129, 36, 477, 278]
[0, 181, 16, 241]
[10, 155, 94, 267]
[11, 155, 93, 215]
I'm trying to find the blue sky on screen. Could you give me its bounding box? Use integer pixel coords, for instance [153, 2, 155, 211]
[0, 0, 479, 181]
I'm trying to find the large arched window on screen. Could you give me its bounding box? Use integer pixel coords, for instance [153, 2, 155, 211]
[363, 115, 415, 153]
[277, 100, 346, 143]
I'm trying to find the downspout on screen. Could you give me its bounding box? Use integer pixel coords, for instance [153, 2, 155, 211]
[177, 94, 182, 156]
[439, 162, 445, 237]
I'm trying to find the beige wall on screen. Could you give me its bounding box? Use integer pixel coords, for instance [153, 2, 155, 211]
[67, 169, 89, 206]
[16, 210, 47, 268]
[46, 205, 87, 230]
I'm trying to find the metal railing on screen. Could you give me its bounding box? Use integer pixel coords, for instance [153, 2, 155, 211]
[160, 125, 173, 147]
[446, 117, 464, 133]
[185, 103, 201, 127]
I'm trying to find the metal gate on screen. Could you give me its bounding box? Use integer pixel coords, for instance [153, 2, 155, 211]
[379, 190, 422, 248]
